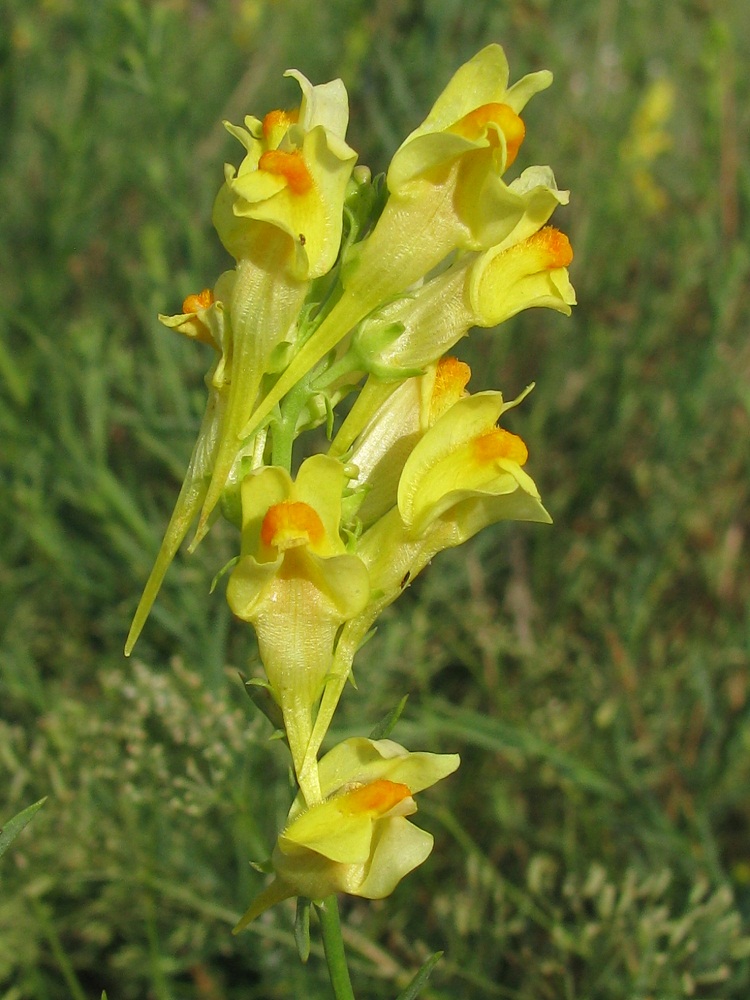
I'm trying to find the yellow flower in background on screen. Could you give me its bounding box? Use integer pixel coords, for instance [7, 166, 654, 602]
[213, 70, 357, 279]
[233, 737, 459, 930]
[226, 455, 370, 793]
[620, 78, 675, 215]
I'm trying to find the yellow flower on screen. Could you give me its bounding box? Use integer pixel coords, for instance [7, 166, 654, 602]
[190, 71, 357, 545]
[213, 70, 357, 280]
[387, 42, 549, 201]
[347, 225, 574, 381]
[468, 225, 575, 328]
[124, 271, 236, 656]
[226, 456, 370, 793]
[397, 388, 546, 536]
[620, 78, 675, 215]
[234, 45, 565, 449]
[127, 69, 360, 647]
[233, 737, 459, 930]
[348, 369, 550, 611]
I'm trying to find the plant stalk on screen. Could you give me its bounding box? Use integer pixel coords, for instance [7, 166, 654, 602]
[315, 896, 356, 1000]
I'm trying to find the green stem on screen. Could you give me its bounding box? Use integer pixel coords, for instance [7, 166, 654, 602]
[315, 896, 356, 1000]
[271, 371, 312, 470]
[31, 898, 88, 1000]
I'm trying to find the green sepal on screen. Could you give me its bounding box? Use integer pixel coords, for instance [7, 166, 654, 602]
[342, 168, 388, 248]
[294, 898, 312, 963]
[242, 677, 285, 732]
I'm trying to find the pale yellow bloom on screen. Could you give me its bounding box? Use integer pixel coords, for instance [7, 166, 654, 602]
[234, 44, 565, 455]
[233, 737, 459, 931]
[214, 70, 357, 279]
[226, 456, 370, 793]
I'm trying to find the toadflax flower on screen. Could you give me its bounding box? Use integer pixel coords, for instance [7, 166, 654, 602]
[234, 44, 568, 463]
[339, 224, 574, 384]
[213, 70, 357, 280]
[300, 358, 549, 772]
[225, 455, 370, 797]
[233, 737, 459, 931]
[197, 70, 357, 542]
[126, 72, 359, 651]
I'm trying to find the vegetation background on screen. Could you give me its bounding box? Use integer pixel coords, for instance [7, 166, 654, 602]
[1, 0, 749, 997]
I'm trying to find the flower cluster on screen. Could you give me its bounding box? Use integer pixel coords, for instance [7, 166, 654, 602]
[126, 45, 574, 925]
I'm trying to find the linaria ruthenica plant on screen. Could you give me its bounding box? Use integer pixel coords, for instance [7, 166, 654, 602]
[126, 43, 575, 998]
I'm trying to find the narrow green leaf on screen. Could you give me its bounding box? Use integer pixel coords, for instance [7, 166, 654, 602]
[421, 702, 622, 800]
[0, 797, 47, 859]
[395, 951, 443, 1000]
[369, 694, 409, 740]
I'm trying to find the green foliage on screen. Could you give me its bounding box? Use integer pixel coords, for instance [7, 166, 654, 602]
[1, 0, 749, 997]
[0, 797, 46, 860]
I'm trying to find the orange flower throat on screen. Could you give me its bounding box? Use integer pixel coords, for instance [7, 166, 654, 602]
[338, 780, 413, 818]
[260, 500, 325, 551]
[473, 427, 529, 466]
[450, 102, 525, 167]
[182, 288, 215, 314]
[259, 149, 313, 195]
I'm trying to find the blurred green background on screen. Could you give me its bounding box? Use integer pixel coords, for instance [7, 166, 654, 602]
[1, 0, 749, 997]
